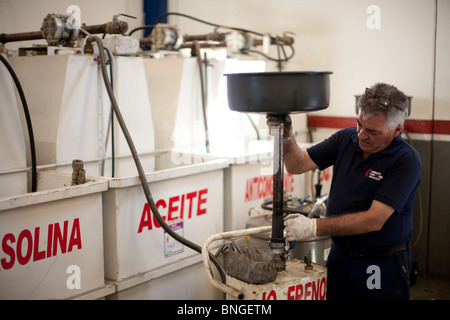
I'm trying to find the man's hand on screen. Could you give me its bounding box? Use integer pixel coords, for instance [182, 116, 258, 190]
[284, 214, 317, 241]
[266, 114, 293, 140]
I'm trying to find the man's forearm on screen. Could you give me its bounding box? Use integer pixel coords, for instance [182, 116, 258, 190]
[284, 135, 306, 174]
[315, 200, 395, 237]
[284, 136, 318, 174]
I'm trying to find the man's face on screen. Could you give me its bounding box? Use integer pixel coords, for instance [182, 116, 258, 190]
[356, 111, 403, 157]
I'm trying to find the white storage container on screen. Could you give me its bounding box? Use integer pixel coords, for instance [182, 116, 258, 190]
[0, 170, 113, 299]
[0, 56, 27, 198]
[143, 56, 265, 156]
[8, 54, 155, 177]
[102, 157, 228, 299]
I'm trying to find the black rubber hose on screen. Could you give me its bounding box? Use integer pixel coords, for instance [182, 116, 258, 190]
[133, 12, 295, 63]
[128, 25, 155, 36]
[154, 12, 265, 37]
[0, 54, 37, 192]
[88, 36, 226, 281]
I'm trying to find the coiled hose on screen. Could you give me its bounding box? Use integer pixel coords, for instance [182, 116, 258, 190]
[86, 36, 225, 281]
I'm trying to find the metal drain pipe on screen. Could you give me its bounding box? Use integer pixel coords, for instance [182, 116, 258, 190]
[269, 116, 286, 271]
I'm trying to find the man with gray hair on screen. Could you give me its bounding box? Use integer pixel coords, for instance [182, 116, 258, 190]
[267, 83, 421, 299]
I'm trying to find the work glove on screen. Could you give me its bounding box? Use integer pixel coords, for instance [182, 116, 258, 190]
[284, 214, 317, 241]
[266, 114, 293, 141]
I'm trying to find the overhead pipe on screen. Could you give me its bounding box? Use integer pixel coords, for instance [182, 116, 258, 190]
[0, 15, 128, 45]
[0, 31, 43, 44]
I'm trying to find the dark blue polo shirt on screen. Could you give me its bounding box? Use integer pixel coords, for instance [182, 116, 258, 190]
[307, 127, 421, 254]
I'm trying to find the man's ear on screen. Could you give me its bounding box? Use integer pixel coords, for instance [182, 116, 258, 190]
[393, 124, 404, 138]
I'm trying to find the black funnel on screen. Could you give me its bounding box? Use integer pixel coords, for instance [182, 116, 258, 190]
[225, 71, 332, 114]
[225, 71, 332, 271]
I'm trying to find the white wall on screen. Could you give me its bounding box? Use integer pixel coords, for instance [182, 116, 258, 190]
[1, 0, 445, 139]
[167, 0, 443, 140]
[435, 0, 450, 124]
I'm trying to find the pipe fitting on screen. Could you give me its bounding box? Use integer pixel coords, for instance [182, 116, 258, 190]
[71, 159, 85, 185]
[269, 241, 287, 271]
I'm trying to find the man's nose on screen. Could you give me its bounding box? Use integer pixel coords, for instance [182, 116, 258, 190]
[358, 127, 369, 138]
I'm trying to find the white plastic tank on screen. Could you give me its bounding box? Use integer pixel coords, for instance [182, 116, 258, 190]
[0, 54, 27, 198]
[143, 56, 265, 156]
[0, 170, 113, 299]
[8, 54, 155, 177]
[102, 157, 228, 300]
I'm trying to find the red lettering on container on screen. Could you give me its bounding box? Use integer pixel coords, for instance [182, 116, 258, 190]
[138, 203, 152, 232]
[53, 220, 68, 256]
[1, 233, 15, 270]
[185, 192, 197, 219]
[17, 229, 33, 265]
[33, 227, 45, 262]
[137, 189, 209, 234]
[68, 218, 82, 252]
[262, 290, 277, 300]
[304, 282, 312, 299]
[0, 218, 83, 271]
[245, 173, 295, 202]
[46, 224, 53, 257]
[197, 189, 208, 216]
[168, 196, 179, 221]
[286, 277, 327, 300]
[153, 199, 167, 228]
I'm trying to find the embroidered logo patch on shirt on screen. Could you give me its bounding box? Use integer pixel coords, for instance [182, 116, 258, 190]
[365, 168, 383, 181]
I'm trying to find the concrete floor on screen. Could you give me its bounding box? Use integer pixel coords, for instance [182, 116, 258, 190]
[410, 276, 450, 300]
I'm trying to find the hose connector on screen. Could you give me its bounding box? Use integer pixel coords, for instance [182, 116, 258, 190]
[83, 37, 94, 54]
